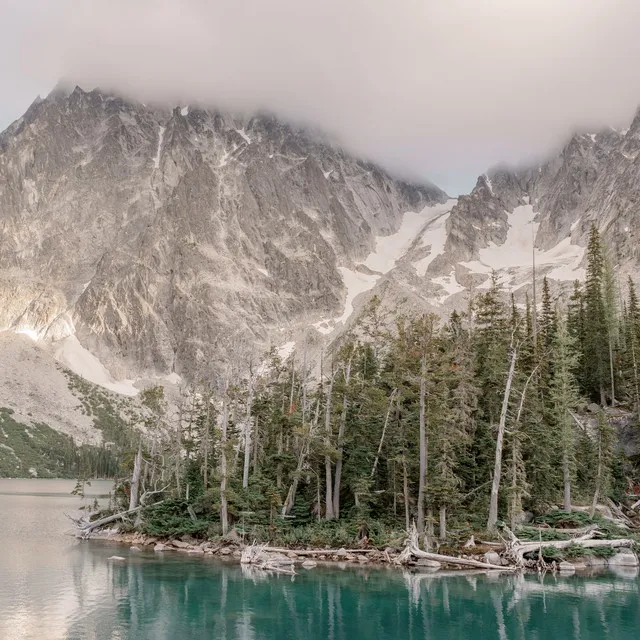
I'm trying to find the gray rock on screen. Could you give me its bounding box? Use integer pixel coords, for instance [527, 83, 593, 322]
[129, 546, 141, 552]
[335, 548, 348, 558]
[584, 556, 607, 567]
[171, 540, 192, 549]
[608, 551, 639, 567]
[484, 551, 502, 566]
[154, 543, 169, 552]
[559, 561, 576, 573]
[108, 555, 126, 561]
[0, 85, 445, 402]
[219, 547, 233, 556]
[301, 560, 318, 569]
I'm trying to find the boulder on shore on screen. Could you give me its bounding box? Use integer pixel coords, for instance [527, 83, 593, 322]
[608, 550, 639, 567]
[484, 551, 501, 566]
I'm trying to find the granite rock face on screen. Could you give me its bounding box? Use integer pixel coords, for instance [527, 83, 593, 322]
[0, 86, 445, 383]
[2, 83, 640, 408]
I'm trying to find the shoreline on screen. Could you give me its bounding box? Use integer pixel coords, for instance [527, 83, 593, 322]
[85, 529, 638, 576]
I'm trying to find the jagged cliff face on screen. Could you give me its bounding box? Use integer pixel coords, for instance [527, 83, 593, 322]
[0, 86, 446, 384]
[2, 84, 639, 417]
[366, 112, 640, 318]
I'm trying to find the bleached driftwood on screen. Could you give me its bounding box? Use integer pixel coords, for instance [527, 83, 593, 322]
[241, 541, 297, 575]
[395, 524, 511, 570]
[501, 525, 635, 567]
[69, 489, 168, 538]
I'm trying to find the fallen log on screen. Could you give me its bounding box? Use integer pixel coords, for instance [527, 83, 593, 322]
[396, 523, 512, 570]
[69, 494, 167, 538]
[257, 547, 377, 556]
[502, 526, 635, 565]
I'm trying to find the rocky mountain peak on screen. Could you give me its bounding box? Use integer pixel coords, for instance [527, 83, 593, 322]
[0, 86, 446, 393]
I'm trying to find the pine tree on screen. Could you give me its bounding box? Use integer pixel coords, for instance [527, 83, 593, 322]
[583, 226, 609, 405]
[549, 315, 582, 511]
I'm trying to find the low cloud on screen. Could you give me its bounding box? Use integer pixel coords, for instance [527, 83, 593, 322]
[4, 0, 640, 193]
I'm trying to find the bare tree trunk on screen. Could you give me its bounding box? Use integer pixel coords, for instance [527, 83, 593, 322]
[631, 337, 640, 414]
[370, 389, 397, 478]
[202, 391, 211, 490]
[175, 404, 183, 497]
[563, 451, 572, 512]
[608, 339, 616, 405]
[487, 347, 518, 532]
[242, 376, 255, 489]
[324, 372, 335, 520]
[417, 353, 427, 534]
[403, 453, 410, 532]
[439, 504, 447, 540]
[220, 391, 230, 535]
[129, 440, 143, 511]
[252, 416, 259, 474]
[333, 359, 352, 519]
[509, 436, 521, 531]
[590, 437, 603, 518]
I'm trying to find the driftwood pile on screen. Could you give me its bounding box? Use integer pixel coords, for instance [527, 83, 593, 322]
[394, 522, 636, 572]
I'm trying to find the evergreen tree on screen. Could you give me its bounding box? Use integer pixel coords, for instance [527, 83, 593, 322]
[583, 226, 609, 405]
[549, 315, 582, 511]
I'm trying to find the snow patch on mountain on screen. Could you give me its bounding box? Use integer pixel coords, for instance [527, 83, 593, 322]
[413, 202, 457, 277]
[153, 126, 165, 169]
[365, 200, 457, 274]
[54, 336, 140, 396]
[460, 205, 585, 285]
[313, 200, 457, 334]
[428, 272, 466, 305]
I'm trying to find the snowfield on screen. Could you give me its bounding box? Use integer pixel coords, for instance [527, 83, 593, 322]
[313, 199, 458, 334]
[461, 205, 586, 286]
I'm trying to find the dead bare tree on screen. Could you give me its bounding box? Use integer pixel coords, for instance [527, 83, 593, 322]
[487, 343, 518, 532]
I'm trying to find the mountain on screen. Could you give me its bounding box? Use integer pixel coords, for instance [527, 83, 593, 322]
[360, 114, 640, 321]
[0, 85, 446, 400]
[1, 84, 639, 450]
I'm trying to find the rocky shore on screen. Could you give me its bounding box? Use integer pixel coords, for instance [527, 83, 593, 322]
[88, 529, 640, 574]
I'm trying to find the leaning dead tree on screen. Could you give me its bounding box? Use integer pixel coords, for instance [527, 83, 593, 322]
[68, 486, 168, 539]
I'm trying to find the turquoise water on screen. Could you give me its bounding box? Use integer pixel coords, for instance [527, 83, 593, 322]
[1, 479, 639, 639]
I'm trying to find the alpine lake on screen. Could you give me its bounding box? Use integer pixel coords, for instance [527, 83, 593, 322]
[0, 479, 638, 640]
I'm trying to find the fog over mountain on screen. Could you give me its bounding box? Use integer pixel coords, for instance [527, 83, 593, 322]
[3, 0, 640, 194]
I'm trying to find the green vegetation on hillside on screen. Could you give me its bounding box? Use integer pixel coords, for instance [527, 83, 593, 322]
[0, 407, 119, 478]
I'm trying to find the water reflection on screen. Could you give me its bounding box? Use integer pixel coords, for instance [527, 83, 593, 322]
[58, 550, 640, 640]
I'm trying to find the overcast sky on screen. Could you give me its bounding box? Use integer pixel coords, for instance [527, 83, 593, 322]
[2, 0, 640, 195]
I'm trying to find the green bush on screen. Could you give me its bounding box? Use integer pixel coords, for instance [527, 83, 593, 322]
[141, 499, 210, 537]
